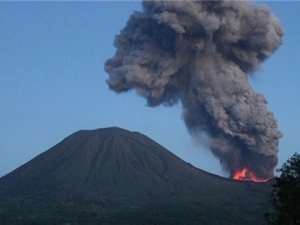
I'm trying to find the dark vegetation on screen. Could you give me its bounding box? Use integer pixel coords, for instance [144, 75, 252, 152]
[267, 153, 300, 225]
[0, 127, 272, 225]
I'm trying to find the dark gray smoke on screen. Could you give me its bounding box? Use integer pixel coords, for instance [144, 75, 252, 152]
[105, 0, 283, 179]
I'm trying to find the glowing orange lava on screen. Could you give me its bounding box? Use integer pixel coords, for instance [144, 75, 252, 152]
[232, 168, 269, 183]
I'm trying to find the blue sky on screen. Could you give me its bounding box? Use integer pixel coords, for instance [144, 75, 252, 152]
[0, 1, 299, 177]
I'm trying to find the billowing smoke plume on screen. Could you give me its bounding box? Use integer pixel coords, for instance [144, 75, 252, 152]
[105, 0, 283, 179]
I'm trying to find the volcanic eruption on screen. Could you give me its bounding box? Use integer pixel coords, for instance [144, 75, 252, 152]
[105, 0, 283, 181]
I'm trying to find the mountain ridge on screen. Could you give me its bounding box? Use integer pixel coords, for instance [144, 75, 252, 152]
[0, 127, 271, 225]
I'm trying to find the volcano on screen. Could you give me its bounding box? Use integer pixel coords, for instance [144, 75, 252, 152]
[0, 127, 271, 225]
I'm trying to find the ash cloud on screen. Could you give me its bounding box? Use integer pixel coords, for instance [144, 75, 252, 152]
[105, 0, 283, 179]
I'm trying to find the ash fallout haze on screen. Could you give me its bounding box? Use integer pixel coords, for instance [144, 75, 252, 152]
[0, 1, 299, 179]
[105, 0, 283, 180]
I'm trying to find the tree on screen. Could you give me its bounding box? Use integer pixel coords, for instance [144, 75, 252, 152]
[267, 153, 300, 225]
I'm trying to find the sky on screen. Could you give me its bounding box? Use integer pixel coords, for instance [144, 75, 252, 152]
[1, 1, 300, 178]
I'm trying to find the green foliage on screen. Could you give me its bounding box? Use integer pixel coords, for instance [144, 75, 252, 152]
[267, 153, 300, 225]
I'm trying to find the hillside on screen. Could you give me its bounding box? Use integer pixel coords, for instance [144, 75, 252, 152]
[0, 127, 271, 225]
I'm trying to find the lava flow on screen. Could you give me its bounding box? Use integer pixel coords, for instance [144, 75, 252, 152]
[232, 168, 269, 183]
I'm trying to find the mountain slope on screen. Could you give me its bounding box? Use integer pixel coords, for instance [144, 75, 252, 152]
[0, 127, 271, 225]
